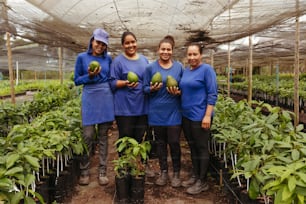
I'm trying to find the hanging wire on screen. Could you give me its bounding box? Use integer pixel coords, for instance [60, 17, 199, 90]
[112, 0, 128, 31]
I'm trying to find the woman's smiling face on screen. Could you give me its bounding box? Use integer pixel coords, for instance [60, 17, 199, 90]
[187, 45, 202, 69]
[92, 39, 107, 56]
[158, 42, 173, 62]
[122, 34, 137, 57]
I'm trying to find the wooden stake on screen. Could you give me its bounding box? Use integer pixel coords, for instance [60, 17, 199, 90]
[294, 8, 300, 126]
[6, 32, 16, 104]
[58, 47, 63, 84]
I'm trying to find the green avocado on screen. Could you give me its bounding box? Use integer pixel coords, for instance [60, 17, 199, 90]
[151, 72, 162, 84]
[166, 75, 178, 87]
[127, 71, 138, 83]
[89, 60, 100, 72]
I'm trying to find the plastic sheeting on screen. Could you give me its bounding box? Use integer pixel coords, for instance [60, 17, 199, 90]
[0, 0, 306, 71]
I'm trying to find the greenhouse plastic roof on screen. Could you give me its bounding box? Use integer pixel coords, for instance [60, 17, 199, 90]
[1, 0, 306, 71]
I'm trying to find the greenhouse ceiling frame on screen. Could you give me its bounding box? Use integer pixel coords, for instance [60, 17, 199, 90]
[0, 0, 306, 71]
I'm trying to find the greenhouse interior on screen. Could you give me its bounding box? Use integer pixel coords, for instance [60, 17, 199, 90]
[1, 0, 306, 204]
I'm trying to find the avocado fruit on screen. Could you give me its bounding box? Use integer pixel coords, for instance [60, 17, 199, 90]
[166, 75, 178, 87]
[151, 72, 162, 84]
[89, 60, 100, 72]
[127, 71, 139, 83]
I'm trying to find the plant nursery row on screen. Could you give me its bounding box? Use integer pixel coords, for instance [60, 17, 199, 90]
[0, 82, 86, 204]
[210, 95, 306, 204]
[1, 79, 306, 204]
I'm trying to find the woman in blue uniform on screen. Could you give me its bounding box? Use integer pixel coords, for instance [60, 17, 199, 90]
[110, 31, 155, 177]
[179, 42, 218, 194]
[74, 28, 114, 186]
[110, 31, 149, 144]
[143, 35, 183, 187]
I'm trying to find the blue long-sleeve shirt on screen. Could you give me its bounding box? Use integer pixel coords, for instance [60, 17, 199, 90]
[179, 63, 218, 121]
[74, 53, 112, 85]
[73, 37, 114, 125]
[110, 54, 149, 116]
[143, 60, 183, 126]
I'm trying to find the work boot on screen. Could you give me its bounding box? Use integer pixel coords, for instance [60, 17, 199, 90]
[171, 172, 181, 188]
[78, 175, 90, 185]
[145, 164, 155, 178]
[186, 179, 209, 195]
[182, 175, 196, 187]
[155, 170, 168, 186]
[98, 172, 109, 186]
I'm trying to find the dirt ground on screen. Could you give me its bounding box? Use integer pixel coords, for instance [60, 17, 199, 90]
[66, 125, 231, 204]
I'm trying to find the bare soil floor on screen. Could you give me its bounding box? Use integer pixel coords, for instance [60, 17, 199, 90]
[66, 127, 231, 204]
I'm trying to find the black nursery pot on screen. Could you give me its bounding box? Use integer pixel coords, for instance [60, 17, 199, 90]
[115, 174, 131, 204]
[130, 175, 145, 204]
[239, 189, 259, 204]
[35, 180, 50, 204]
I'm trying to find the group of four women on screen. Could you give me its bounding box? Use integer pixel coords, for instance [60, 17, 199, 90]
[73, 28, 218, 195]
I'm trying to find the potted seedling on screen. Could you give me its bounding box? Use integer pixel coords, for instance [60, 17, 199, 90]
[114, 136, 151, 204]
[113, 154, 131, 203]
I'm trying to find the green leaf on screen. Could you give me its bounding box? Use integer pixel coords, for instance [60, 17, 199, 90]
[248, 178, 259, 199]
[287, 175, 296, 192]
[282, 111, 293, 121]
[276, 141, 292, 149]
[244, 172, 253, 179]
[281, 169, 294, 182]
[282, 185, 293, 201]
[23, 155, 40, 169]
[140, 151, 147, 161]
[297, 193, 304, 204]
[6, 153, 20, 169]
[11, 191, 24, 204]
[276, 155, 292, 163]
[295, 186, 306, 196]
[4, 167, 23, 176]
[266, 113, 278, 124]
[24, 174, 35, 187]
[299, 148, 306, 156]
[296, 124, 304, 132]
[132, 146, 140, 156]
[296, 172, 306, 183]
[274, 188, 283, 204]
[241, 158, 260, 172]
[262, 178, 282, 191]
[295, 180, 306, 187]
[117, 143, 126, 153]
[291, 149, 300, 161]
[127, 138, 138, 146]
[0, 178, 13, 191]
[24, 196, 36, 204]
